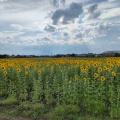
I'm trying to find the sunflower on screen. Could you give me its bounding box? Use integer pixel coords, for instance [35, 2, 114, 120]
[103, 66, 107, 70]
[24, 72, 28, 75]
[25, 66, 29, 69]
[94, 73, 98, 78]
[81, 68, 86, 73]
[100, 76, 105, 81]
[74, 75, 78, 79]
[107, 61, 111, 64]
[38, 70, 41, 74]
[112, 71, 116, 76]
[1, 66, 5, 70]
[87, 78, 91, 80]
[83, 78, 87, 81]
[107, 68, 110, 72]
[98, 68, 102, 72]
[17, 68, 21, 73]
[93, 63, 97, 67]
[4, 71, 7, 75]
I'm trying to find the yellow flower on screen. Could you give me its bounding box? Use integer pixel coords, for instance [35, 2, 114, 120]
[87, 78, 91, 80]
[24, 72, 28, 75]
[83, 78, 87, 81]
[81, 68, 86, 73]
[80, 65, 83, 69]
[42, 68, 44, 71]
[38, 70, 41, 74]
[116, 64, 119, 67]
[1, 66, 5, 70]
[74, 75, 78, 79]
[94, 73, 98, 78]
[4, 71, 7, 75]
[107, 61, 111, 64]
[93, 63, 97, 67]
[17, 68, 21, 73]
[74, 65, 77, 69]
[103, 66, 107, 70]
[25, 66, 29, 69]
[100, 76, 105, 81]
[98, 68, 102, 72]
[112, 71, 116, 76]
[107, 68, 110, 72]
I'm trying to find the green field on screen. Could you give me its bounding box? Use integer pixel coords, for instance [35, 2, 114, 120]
[0, 57, 120, 120]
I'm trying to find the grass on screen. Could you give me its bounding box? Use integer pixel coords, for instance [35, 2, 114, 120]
[0, 104, 118, 120]
[0, 97, 18, 106]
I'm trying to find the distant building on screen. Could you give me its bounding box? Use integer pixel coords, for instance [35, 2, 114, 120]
[102, 51, 120, 57]
[95, 54, 103, 57]
[77, 54, 86, 57]
[86, 53, 95, 57]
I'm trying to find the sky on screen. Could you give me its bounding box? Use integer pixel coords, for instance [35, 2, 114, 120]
[0, 0, 120, 55]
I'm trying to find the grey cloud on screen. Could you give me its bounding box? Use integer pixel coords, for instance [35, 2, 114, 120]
[50, 0, 59, 7]
[51, 31, 61, 37]
[97, 22, 112, 34]
[75, 21, 112, 42]
[44, 25, 57, 32]
[50, 0, 66, 7]
[86, 22, 112, 38]
[6, 37, 12, 39]
[52, 2, 83, 25]
[41, 37, 51, 41]
[6, 0, 41, 4]
[87, 10, 101, 19]
[63, 32, 68, 36]
[1, 0, 49, 11]
[74, 32, 83, 39]
[52, 9, 64, 24]
[60, 0, 66, 6]
[88, 4, 98, 13]
[85, 4, 101, 20]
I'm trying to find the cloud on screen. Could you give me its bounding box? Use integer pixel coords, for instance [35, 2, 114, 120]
[88, 3, 98, 13]
[99, 7, 120, 20]
[86, 11, 101, 20]
[0, 31, 24, 39]
[74, 32, 83, 39]
[0, 0, 6, 2]
[0, 0, 120, 55]
[0, 31, 25, 46]
[50, 0, 59, 7]
[52, 2, 83, 25]
[44, 25, 57, 32]
[60, 0, 66, 6]
[62, 32, 68, 36]
[10, 24, 31, 31]
[108, 0, 119, 2]
[83, 4, 101, 21]
[1, 0, 54, 13]
[74, 20, 112, 43]
[95, 22, 112, 35]
[41, 37, 51, 41]
[98, 0, 120, 10]
[50, 0, 66, 7]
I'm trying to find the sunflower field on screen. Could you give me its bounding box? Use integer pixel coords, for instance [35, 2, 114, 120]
[0, 57, 120, 119]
